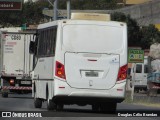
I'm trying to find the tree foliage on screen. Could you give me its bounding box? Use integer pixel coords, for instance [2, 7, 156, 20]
[111, 12, 141, 47]
[0, 1, 51, 27]
[111, 12, 160, 49]
[58, 0, 122, 10]
[0, 1, 160, 49]
[0, 0, 123, 27]
[140, 25, 160, 49]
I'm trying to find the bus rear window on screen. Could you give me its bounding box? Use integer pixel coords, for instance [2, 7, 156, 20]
[62, 24, 124, 53]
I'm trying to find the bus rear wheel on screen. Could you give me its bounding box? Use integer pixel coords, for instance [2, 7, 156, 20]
[47, 99, 56, 110]
[56, 104, 64, 111]
[99, 103, 117, 113]
[92, 104, 100, 112]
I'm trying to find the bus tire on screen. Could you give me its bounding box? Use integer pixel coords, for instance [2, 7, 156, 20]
[47, 99, 56, 110]
[56, 104, 64, 111]
[100, 103, 117, 113]
[92, 104, 100, 112]
[34, 98, 42, 108]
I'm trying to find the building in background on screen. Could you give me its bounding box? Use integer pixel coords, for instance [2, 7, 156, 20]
[116, 0, 160, 26]
[125, 0, 152, 5]
[24, 0, 38, 2]
[117, 0, 153, 6]
[155, 24, 160, 31]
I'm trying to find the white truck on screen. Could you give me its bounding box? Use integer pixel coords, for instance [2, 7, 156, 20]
[0, 31, 34, 97]
[147, 43, 160, 96]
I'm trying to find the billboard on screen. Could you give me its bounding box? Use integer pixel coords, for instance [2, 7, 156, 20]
[0, 0, 22, 10]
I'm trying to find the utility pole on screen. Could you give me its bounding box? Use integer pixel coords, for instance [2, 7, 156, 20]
[53, 0, 58, 21]
[53, 0, 71, 21]
[67, 0, 71, 19]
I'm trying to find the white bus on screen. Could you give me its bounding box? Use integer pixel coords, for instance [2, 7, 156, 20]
[30, 13, 128, 112]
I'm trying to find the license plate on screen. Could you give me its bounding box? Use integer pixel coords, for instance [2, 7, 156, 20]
[85, 71, 98, 77]
[21, 81, 31, 85]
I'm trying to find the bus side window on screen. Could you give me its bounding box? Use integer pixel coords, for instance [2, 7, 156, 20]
[50, 27, 57, 56]
[37, 26, 57, 57]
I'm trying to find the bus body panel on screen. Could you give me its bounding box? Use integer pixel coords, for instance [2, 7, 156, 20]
[65, 52, 120, 89]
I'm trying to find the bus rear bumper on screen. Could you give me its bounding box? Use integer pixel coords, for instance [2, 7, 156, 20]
[53, 79, 126, 103]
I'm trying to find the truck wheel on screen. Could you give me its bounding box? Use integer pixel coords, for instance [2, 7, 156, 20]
[134, 88, 139, 93]
[147, 89, 157, 97]
[144, 87, 147, 92]
[2, 92, 8, 98]
[47, 99, 56, 110]
[147, 88, 151, 96]
[34, 98, 42, 108]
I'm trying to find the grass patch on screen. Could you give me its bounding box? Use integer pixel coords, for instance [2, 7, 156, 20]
[132, 102, 160, 108]
[124, 90, 160, 108]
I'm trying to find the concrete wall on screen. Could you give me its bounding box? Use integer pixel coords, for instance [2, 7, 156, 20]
[116, 0, 160, 26]
[42, 0, 160, 26]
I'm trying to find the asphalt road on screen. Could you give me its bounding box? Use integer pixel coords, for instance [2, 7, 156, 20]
[0, 93, 160, 120]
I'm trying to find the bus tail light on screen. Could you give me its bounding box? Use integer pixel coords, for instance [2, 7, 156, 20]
[55, 61, 66, 79]
[117, 64, 127, 81]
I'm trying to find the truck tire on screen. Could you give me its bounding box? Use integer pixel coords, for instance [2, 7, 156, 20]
[147, 89, 157, 97]
[2, 92, 8, 98]
[47, 99, 56, 110]
[147, 89, 151, 96]
[34, 98, 42, 108]
[134, 88, 139, 93]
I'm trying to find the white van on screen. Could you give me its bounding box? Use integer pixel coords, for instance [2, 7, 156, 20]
[130, 56, 148, 92]
[30, 13, 128, 112]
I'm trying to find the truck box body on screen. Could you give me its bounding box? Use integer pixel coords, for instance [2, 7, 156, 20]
[147, 43, 160, 93]
[0, 32, 34, 95]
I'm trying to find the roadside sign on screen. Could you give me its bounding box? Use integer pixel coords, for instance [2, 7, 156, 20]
[128, 49, 144, 101]
[128, 49, 144, 63]
[0, 0, 22, 10]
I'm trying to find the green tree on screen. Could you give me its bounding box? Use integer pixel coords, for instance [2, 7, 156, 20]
[58, 0, 122, 10]
[111, 12, 141, 47]
[0, 0, 122, 27]
[21, 1, 52, 25]
[0, 1, 50, 27]
[111, 12, 160, 49]
[140, 24, 160, 49]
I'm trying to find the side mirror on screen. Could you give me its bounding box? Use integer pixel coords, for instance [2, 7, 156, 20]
[29, 41, 35, 54]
